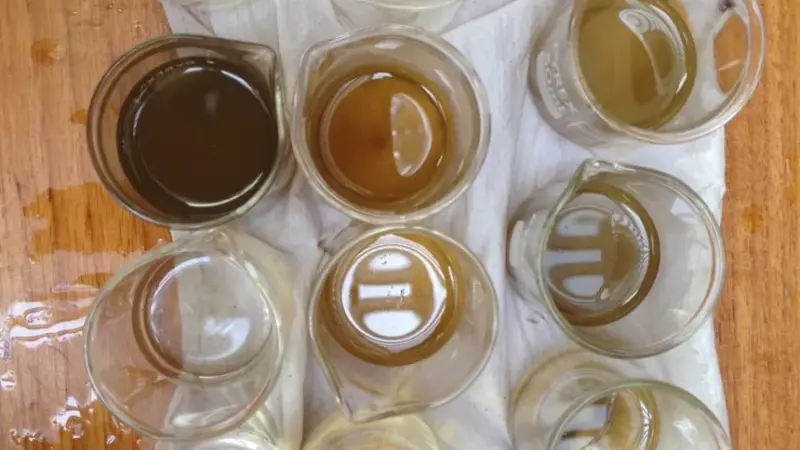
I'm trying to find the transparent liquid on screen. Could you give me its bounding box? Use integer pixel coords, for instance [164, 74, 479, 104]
[130, 240, 274, 381]
[544, 179, 660, 326]
[557, 389, 659, 450]
[319, 232, 462, 366]
[577, 0, 697, 129]
[305, 414, 439, 450]
[310, 69, 451, 207]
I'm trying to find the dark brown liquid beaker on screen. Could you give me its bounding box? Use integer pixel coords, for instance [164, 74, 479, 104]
[88, 35, 290, 229]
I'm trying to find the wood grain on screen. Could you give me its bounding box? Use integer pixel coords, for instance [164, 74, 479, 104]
[0, 0, 170, 449]
[716, 0, 800, 448]
[0, 0, 796, 448]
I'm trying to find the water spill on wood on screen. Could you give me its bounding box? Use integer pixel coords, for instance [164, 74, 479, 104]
[30, 39, 65, 66]
[1, 181, 169, 448]
[22, 182, 155, 259]
[8, 398, 150, 449]
[3, 0, 173, 446]
[69, 109, 88, 126]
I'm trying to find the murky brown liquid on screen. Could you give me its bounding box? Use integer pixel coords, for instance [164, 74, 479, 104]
[309, 69, 451, 208]
[576, 0, 696, 129]
[118, 57, 278, 220]
[319, 232, 462, 366]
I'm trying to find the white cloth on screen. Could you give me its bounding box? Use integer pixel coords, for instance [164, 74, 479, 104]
[161, 0, 728, 448]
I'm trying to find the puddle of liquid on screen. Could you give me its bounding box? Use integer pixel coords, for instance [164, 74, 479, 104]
[4, 285, 96, 350]
[1, 371, 15, 391]
[0, 282, 149, 448]
[3, 2, 172, 446]
[30, 39, 65, 66]
[8, 398, 150, 449]
[22, 182, 159, 259]
[0, 182, 169, 448]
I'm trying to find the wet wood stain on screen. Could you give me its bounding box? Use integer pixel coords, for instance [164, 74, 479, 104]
[22, 183, 156, 259]
[741, 204, 765, 232]
[2, 0, 172, 448]
[9, 400, 147, 450]
[30, 39, 65, 66]
[71, 272, 112, 287]
[69, 109, 88, 126]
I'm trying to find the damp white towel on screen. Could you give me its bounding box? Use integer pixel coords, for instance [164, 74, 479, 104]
[160, 0, 729, 448]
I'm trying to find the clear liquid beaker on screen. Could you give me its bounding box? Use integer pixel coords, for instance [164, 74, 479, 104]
[304, 413, 439, 449]
[84, 229, 290, 441]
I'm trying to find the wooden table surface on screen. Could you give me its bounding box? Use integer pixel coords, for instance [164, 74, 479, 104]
[0, 0, 795, 448]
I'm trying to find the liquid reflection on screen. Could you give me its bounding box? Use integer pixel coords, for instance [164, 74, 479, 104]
[0, 284, 149, 449]
[1, 182, 169, 448]
[321, 232, 461, 367]
[8, 398, 148, 450]
[4, 288, 94, 349]
[318, 71, 447, 203]
[543, 185, 659, 327]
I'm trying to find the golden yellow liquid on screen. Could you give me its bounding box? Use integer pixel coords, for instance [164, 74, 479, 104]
[544, 179, 660, 326]
[319, 232, 462, 366]
[310, 69, 451, 207]
[559, 389, 660, 449]
[576, 0, 697, 129]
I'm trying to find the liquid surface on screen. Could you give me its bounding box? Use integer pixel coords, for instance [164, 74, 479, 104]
[557, 389, 659, 450]
[307, 414, 438, 450]
[0, 182, 164, 448]
[319, 232, 462, 366]
[311, 70, 449, 207]
[118, 57, 278, 220]
[577, 0, 697, 129]
[544, 179, 660, 326]
[132, 250, 271, 380]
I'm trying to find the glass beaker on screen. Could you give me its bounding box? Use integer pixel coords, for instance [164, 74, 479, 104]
[164, 0, 248, 10]
[508, 160, 724, 358]
[155, 431, 277, 450]
[154, 393, 295, 450]
[529, 0, 765, 146]
[84, 229, 290, 441]
[292, 26, 490, 225]
[87, 35, 291, 229]
[330, 0, 464, 32]
[510, 350, 730, 450]
[304, 413, 439, 449]
[309, 226, 498, 422]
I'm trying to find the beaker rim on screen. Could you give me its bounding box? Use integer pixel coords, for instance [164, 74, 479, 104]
[533, 160, 725, 359]
[291, 25, 491, 225]
[564, 0, 766, 144]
